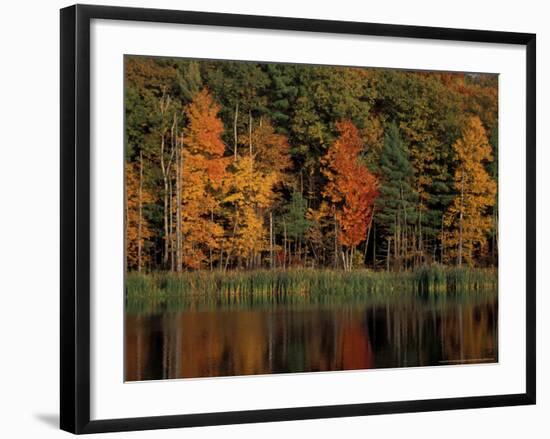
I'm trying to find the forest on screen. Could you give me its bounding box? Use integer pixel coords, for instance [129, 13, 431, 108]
[124, 56, 498, 276]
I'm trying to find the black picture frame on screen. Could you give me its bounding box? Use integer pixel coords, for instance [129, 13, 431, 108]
[60, 4, 536, 434]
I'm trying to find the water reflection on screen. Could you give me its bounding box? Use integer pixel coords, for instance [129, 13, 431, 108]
[125, 292, 497, 381]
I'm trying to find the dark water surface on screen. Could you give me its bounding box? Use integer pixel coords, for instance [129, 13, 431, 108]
[125, 292, 497, 381]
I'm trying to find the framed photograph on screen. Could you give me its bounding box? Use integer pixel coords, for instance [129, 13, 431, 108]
[60, 4, 536, 434]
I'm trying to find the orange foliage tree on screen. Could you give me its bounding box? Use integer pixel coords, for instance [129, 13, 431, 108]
[250, 120, 292, 177]
[322, 120, 379, 270]
[178, 88, 229, 269]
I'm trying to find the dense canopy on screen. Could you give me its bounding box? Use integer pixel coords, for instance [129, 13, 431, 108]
[124, 56, 498, 272]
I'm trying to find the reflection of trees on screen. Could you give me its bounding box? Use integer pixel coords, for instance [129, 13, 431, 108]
[126, 307, 374, 380]
[125, 314, 150, 381]
[368, 299, 497, 368]
[125, 297, 497, 380]
[440, 303, 497, 363]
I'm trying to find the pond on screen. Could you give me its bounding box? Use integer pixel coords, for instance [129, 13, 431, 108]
[125, 291, 497, 381]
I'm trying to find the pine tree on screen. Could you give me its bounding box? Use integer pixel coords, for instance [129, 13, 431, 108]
[375, 122, 418, 271]
[282, 191, 312, 265]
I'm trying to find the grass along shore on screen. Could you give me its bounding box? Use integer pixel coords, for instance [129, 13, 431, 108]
[126, 266, 497, 300]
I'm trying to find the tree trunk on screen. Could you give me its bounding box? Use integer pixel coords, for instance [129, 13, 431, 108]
[249, 110, 253, 158]
[363, 207, 375, 264]
[373, 223, 376, 269]
[386, 237, 391, 272]
[269, 212, 274, 269]
[440, 212, 445, 264]
[176, 137, 182, 272]
[334, 212, 338, 269]
[159, 94, 172, 268]
[233, 101, 239, 160]
[169, 178, 174, 271]
[458, 168, 464, 266]
[341, 250, 347, 271]
[124, 164, 129, 271]
[161, 114, 176, 268]
[210, 210, 214, 271]
[418, 209, 423, 266]
[283, 219, 287, 270]
[137, 150, 143, 272]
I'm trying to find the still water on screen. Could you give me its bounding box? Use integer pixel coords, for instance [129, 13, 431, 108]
[125, 293, 497, 381]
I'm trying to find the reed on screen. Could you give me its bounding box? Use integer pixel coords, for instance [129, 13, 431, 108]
[126, 266, 497, 301]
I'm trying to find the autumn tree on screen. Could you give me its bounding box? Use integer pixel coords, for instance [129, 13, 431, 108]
[322, 120, 379, 271]
[177, 88, 228, 270]
[249, 120, 292, 268]
[222, 156, 278, 269]
[125, 153, 153, 271]
[124, 56, 499, 272]
[442, 116, 497, 266]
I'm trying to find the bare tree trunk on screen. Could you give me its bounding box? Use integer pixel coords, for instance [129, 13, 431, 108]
[418, 209, 423, 266]
[373, 223, 376, 269]
[233, 101, 239, 160]
[125, 164, 129, 271]
[363, 207, 376, 263]
[269, 211, 274, 269]
[219, 240, 224, 272]
[169, 178, 174, 271]
[334, 212, 338, 269]
[176, 137, 182, 272]
[386, 237, 391, 272]
[210, 210, 214, 271]
[137, 150, 143, 272]
[283, 219, 287, 270]
[157, 92, 173, 268]
[249, 110, 253, 158]
[341, 250, 347, 271]
[162, 155, 169, 266]
[492, 208, 498, 264]
[223, 211, 239, 272]
[394, 216, 398, 270]
[440, 212, 445, 264]
[160, 114, 175, 268]
[458, 168, 464, 266]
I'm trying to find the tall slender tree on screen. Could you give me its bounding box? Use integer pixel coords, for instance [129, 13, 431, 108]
[375, 122, 418, 270]
[443, 116, 496, 266]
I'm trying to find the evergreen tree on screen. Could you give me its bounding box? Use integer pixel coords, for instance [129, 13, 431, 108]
[375, 122, 418, 270]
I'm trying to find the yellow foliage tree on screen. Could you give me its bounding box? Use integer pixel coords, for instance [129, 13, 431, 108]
[222, 156, 278, 268]
[125, 155, 153, 271]
[220, 118, 290, 270]
[442, 116, 496, 266]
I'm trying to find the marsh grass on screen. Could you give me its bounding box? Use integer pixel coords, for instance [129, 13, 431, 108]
[126, 266, 497, 314]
